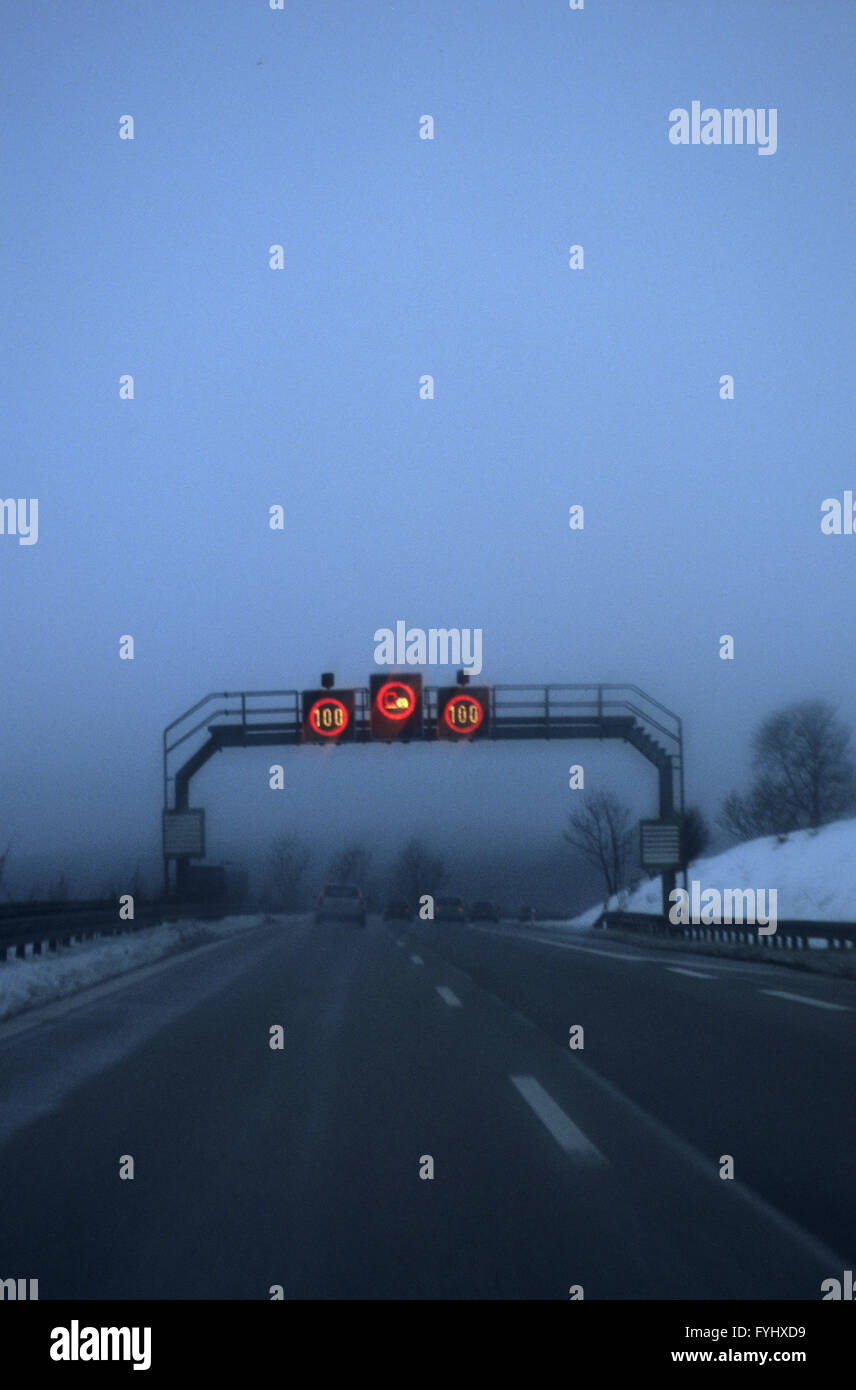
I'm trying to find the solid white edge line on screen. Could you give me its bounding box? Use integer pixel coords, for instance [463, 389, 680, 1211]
[761, 989, 851, 1012]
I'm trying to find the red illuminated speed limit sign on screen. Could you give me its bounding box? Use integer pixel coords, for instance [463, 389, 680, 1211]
[437, 688, 489, 739]
[301, 690, 355, 742]
[309, 698, 347, 736]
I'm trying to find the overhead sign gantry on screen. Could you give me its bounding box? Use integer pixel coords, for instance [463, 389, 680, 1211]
[162, 675, 684, 910]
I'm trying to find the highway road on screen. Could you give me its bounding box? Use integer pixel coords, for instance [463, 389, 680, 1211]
[1, 914, 853, 1299]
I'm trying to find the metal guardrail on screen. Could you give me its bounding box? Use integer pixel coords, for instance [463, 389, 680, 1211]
[0, 899, 121, 922]
[598, 911, 856, 949]
[0, 900, 238, 963]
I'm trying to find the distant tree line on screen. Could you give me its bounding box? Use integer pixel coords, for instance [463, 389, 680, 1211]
[14, 698, 849, 916]
[561, 698, 856, 904]
[718, 699, 856, 840]
[262, 833, 450, 913]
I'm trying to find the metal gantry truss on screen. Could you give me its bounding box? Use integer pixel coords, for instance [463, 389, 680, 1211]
[163, 682, 684, 906]
[164, 682, 683, 815]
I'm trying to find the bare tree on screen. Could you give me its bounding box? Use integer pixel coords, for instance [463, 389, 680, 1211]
[564, 791, 634, 899]
[327, 844, 372, 888]
[719, 700, 856, 841]
[391, 839, 448, 907]
[265, 834, 312, 911]
[47, 873, 70, 902]
[680, 806, 711, 869]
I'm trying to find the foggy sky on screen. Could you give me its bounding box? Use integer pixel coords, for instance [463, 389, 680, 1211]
[2, 1, 854, 904]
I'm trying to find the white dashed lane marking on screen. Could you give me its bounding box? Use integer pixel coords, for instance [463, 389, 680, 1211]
[527, 936, 648, 961]
[667, 967, 716, 980]
[510, 1075, 605, 1162]
[435, 985, 462, 1007]
[465, 924, 647, 960]
[760, 989, 851, 1012]
[410, 954, 423, 966]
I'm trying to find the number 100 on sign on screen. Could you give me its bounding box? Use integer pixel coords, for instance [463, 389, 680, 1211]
[437, 688, 489, 739]
[301, 690, 355, 742]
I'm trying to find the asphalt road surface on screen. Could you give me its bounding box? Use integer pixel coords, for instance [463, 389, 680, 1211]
[1, 915, 853, 1299]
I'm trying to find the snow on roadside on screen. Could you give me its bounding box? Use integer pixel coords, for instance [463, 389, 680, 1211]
[570, 817, 856, 928]
[0, 914, 269, 1023]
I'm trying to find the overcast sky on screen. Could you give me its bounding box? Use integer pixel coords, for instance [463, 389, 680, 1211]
[2, 0, 854, 901]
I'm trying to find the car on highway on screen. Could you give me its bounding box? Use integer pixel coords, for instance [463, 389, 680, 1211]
[434, 895, 466, 922]
[383, 899, 413, 921]
[518, 904, 535, 923]
[469, 901, 500, 923]
[315, 884, 367, 927]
